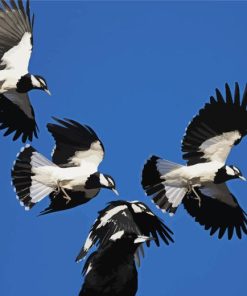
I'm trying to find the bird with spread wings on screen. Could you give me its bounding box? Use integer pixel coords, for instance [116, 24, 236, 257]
[0, 0, 50, 142]
[142, 83, 247, 239]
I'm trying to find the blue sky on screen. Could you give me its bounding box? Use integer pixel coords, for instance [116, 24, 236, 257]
[1, 1, 247, 295]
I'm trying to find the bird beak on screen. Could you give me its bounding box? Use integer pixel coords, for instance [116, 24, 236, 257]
[134, 236, 155, 244]
[239, 175, 246, 181]
[45, 89, 51, 96]
[112, 188, 119, 196]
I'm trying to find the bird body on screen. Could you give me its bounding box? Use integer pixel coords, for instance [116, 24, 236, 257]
[79, 233, 151, 296]
[160, 161, 223, 187]
[80, 241, 138, 296]
[32, 165, 93, 190]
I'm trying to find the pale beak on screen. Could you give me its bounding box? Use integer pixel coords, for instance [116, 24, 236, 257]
[112, 188, 119, 196]
[45, 89, 51, 96]
[239, 175, 246, 181]
[134, 236, 155, 244]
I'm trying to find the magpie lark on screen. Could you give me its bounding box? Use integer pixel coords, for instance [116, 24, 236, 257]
[11, 118, 118, 214]
[78, 232, 152, 296]
[0, 0, 50, 142]
[76, 200, 174, 265]
[142, 83, 247, 239]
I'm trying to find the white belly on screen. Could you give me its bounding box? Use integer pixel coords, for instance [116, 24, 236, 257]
[32, 166, 94, 190]
[163, 161, 223, 187]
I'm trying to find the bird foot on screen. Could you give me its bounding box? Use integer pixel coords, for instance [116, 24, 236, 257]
[52, 184, 61, 198]
[61, 187, 71, 204]
[187, 183, 201, 207]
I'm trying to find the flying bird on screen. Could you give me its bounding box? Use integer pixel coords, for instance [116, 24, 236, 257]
[76, 200, 174, 264]
[0, 0, 50, 142]
[79, 232, 152, 296]
[11, 118, 118, 214]
[142, 83, 247, 239]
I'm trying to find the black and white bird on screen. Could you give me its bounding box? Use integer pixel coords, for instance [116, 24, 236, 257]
[76, 200, 174, 264]
[142, 83, 247, 239]
[78, 232, 152, 296]
[11, 118, 118, 214]
[0, 0, 50, 142]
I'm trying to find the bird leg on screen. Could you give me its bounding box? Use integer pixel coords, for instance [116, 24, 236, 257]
[52, 181, 61, 198]
[60, 187, 72, 204]
[53, 181, 71, 204]
[187, 182, 201, 207]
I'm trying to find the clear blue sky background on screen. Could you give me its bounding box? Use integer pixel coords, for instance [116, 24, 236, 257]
[1, 1, 247, 295]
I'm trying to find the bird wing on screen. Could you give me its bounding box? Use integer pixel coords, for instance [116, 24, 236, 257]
[129, 201, 174, 246]
[47, 118, 105, 171]
[75, 200, 174, 262]
[182, 83, 247, 165]
[0, 0, 33, 73]
[183, 183, 247, 239]
[0, 91, 37, 142]
[39, 189, 100, 215]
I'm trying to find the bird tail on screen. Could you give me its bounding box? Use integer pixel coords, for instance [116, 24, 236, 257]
[11, 144, 55, 210]
[142, 155, 187, 215]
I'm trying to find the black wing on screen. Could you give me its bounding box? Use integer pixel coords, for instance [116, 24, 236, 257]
[76, 200, 174, 262]
[183, 185, 247, 239]
[39, 189, 100, 215]
[129, 201, 174, 246]
[0, 0, 34, 71]
[0, 92, 37, 142]
[47, 117, 104, 168]
[182, 83, 247, 165]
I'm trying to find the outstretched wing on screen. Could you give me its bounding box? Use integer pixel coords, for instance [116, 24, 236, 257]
[183, 184, 247, 239]
[182, 83, 247, 165]
[0, 0, 34, 72]
[0, 91, 37, 142]
[47, 118, 104, 171]
[129, 201, 174, 246]
[76, 200, 174, 262]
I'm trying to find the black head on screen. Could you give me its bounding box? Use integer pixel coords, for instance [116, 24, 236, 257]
[16, 74, 51, 94]
[31, 75, 51, 95]
[85, 173, 119, 195]
[214, 165, 246, 184]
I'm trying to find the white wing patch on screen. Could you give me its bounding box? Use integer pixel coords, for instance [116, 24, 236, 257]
[85, 263, 93, 275]
[131, 204, 144, 213]
[83, 232, 94, 254]
[109, 230, 125, 241]
[68, 141, 104, 172]
[1, 32, 32, 74]
[96, 205, 128, 229]
[199, 131, 241, 163]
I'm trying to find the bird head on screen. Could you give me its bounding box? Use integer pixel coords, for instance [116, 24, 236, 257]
[215, 165, 246, 183]
[227, 165, 246, 181]
[99, 174, 119, 195]
[31, 75, 51, 95]
[85, 173, 119, 195]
